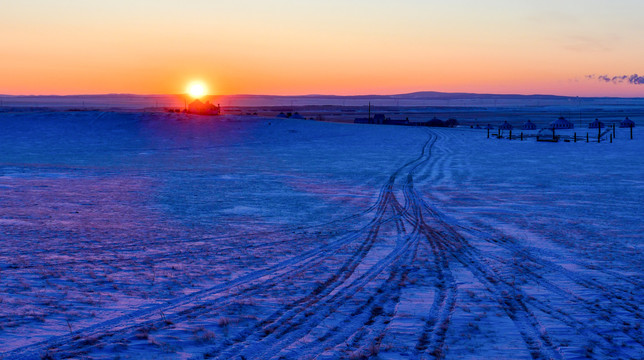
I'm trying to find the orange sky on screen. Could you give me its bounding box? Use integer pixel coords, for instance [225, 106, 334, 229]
[1, 1, 643, 97]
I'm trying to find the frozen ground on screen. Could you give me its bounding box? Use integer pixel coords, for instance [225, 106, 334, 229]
[0, 110, 642, 359]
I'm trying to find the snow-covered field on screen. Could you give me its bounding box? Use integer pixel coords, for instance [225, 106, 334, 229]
[0, 110, 642, 359]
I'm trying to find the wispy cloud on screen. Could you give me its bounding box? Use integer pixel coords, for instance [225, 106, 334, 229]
[586, 74, 644, 85]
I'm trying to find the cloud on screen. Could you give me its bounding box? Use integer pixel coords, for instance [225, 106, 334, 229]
[628, 74, 644, 84]
[586, 74, 644, 85]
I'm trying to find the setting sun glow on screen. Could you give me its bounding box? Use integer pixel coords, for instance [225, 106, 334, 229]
[187, 82, 207, 98]
[1, 1, 643, 96]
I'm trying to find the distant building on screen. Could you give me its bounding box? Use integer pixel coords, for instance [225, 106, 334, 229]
[384, 118, 409, 126]
[499, 121, 513, 130]
[409, 119, 428, 126]
[620, 117, 635, 128]
[188, 99, 220, 115]
[522, 120, 536, 130]
[588, 118, 605, 129]
[427, 117, 444, 127]
[407, 119, 427, 126]
[373, 114, 386, 124]
[549, 116, 574, 129]
[354, 113, 386, 124]
[445, 118, 459, 127]
[291, 112, 304, 119]
[276, 112, 288, 118]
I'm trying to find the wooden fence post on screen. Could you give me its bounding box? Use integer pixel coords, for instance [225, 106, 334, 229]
[574, 133, 576, 142]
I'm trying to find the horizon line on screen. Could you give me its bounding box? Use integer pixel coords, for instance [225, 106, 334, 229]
[1, 90, 643, 99]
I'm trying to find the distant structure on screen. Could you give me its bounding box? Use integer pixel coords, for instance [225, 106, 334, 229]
[408, 117, 458, 127]
[409, 119, 428, 126]
[427, 117, 445, 127]
[588, 118, 605, 129]
[384, 118, 409, 125]
[188, 99, 220, 115]
[277, 112, 288, 118]
[291, 112, 304, 119]
[354, 113, 385, 124]
[445, 118, 459, 127]
[353, 114, 456, 127]
[373, 114, 386, 124]
[549, 116, 574, 129]
[474, 124, 482, 129]
[620, 117, 635, 128]
[522, 120, 536, 130]
[498, 121, 513, 130]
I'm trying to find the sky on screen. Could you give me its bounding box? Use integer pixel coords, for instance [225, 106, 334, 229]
[1, 0, 643, 97]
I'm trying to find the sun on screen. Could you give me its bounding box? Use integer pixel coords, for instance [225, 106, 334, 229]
[187, 82, 207, 98]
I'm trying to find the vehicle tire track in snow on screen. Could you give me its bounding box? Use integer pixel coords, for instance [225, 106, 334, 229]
[285, 137, 438, 359]
[288, 133, 448, 358]
[450, 218, 643, 354]
[0, 207, 391, 359]
[470, 223, 643, 313]
[301, 230, 421, 360]
[7, 126, 640, 359]
[409, 195, 564, 358]
[206, 185, 401, 358]
[292, 156, 439, 359]
[418, 128, 642, 356]
[207, 133, 437, 359]
[1, 130, 436, 360]
[398, 146, 459, 359]
[416, 198, 642, 358]
[211, 129, 563, 360]
[399, 130, 563, 359]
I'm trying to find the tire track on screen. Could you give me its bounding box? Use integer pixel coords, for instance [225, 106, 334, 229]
[0, 199, 389, 359]
[445, 217, 643, 352]
[399, 131, 563, 359]
[209, 134, 437, 359]
[1, 130, 436, 360]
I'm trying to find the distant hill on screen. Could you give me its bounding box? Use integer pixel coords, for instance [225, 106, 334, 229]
[291, 91, 570, 100]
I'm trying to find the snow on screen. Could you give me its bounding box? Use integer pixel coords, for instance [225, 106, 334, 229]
[0, 110, 642, 359]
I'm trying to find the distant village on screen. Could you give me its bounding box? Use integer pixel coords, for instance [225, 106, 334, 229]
[477, 116, 636, 143]
[488, 116, 635, 131]
[170, 99, 636, 142]
[353, 113, 635, 131]
[348, 110, 636, 142]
